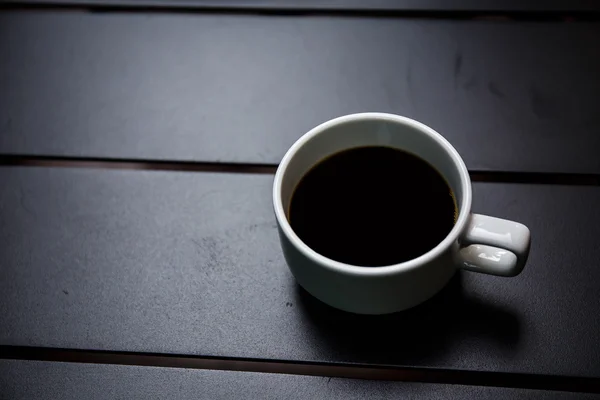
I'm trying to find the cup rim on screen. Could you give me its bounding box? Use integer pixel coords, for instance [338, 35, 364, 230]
[273, 112, 472, 277]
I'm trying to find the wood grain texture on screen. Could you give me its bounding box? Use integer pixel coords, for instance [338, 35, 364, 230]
[1, 11, 600, 173]
[2, 360, 598, 400]
[1, 168, 599, 377]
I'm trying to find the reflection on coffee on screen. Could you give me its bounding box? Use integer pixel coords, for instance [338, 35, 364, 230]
[289, 146, 457, 267]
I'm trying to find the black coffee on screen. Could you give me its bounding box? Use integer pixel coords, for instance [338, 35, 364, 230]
[289, 146, 457, 267]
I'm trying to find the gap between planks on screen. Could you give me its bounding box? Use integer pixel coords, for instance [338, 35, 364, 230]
[1, 2, 599, 22]
[1, 154, 600, 186]
[2, 346, 600, 394]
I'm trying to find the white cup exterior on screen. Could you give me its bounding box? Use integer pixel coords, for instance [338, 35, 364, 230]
[273, 113, 528, 314]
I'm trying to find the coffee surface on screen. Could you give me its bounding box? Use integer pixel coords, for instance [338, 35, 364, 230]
[289, 146, 457, 267]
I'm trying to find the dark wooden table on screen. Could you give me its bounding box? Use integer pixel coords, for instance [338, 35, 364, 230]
[2, 1, 600, 398]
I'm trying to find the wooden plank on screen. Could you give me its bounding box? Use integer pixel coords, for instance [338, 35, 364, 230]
[1, 11, 600, 173]
[1, 167, 600, 377]
[2, 360, 597, 400]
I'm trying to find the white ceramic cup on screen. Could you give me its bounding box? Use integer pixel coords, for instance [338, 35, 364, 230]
[273, 113, 531, 315]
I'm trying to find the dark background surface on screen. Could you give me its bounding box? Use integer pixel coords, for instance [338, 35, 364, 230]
[3, 360, 598, 400]
[5, 0, 600, 12]
[2, 2, 600, 396]
[1, 11, 600, 173]
[1, 167, 599, 378]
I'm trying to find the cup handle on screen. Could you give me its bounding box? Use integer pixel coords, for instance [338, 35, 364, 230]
[457, 214, 531, 277]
